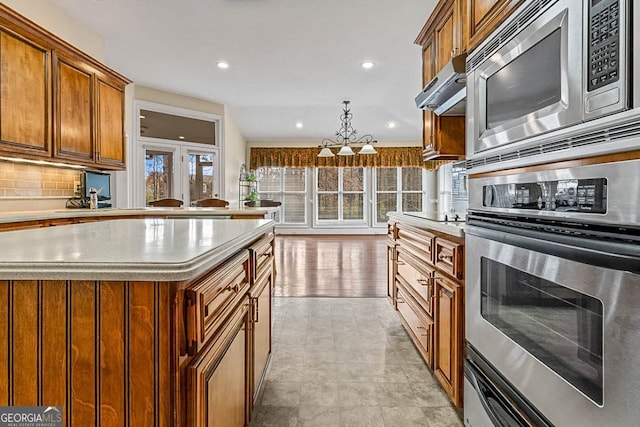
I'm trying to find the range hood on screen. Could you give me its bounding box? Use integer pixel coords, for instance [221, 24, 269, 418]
[415, 53, 467, 116]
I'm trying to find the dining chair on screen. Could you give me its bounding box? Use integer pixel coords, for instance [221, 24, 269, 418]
[194, 198, 230, 207]
[244, 199, 281, 207]
[148, 198, 184, 207]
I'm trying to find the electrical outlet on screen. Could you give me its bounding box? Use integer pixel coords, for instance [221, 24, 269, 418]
[74, 180, 81, 196]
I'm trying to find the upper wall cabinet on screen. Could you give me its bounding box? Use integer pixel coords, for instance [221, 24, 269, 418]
[415, 0, 467, 161]
[0, 28, 51, 157]
[467, 0, 524, 52]
[0, 4, 130, 170]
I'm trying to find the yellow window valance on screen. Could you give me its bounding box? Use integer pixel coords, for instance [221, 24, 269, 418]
[249, 147, 449, 170]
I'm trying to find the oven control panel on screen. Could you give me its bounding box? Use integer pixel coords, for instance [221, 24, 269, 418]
[483, 178, 607, 213]
[588, 0, 620, 91]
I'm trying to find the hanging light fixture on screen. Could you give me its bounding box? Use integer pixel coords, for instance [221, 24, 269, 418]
[318, 101, 377, 157]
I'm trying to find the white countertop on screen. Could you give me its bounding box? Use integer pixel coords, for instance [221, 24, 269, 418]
[0, 206, 278, 224]
[0, 218, 274, 281]
[387, 211, 465, 238]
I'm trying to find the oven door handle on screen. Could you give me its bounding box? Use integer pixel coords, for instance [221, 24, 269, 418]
[465, 362, 533, 427]
[466, 223, 640, 273]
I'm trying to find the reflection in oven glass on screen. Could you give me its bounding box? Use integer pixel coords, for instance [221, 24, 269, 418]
[481, 258, 603, 404]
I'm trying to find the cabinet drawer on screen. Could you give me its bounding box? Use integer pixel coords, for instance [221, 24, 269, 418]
[185, 250, 250, 354]
[396, 283, 433, 367]
[249, 232, 274, 282]
[396, 250, 435, 316]
[396, 223, 436, 264]
[434, 237, 464, 280]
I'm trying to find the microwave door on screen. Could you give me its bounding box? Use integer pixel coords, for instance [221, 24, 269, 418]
[471, 3, 583, 155]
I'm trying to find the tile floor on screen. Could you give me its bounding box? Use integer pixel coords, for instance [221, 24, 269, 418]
[251, 297, 464, 427]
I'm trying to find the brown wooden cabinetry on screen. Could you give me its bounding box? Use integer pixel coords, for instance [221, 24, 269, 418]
[388, 218, 465, 408]
[53, 52, 94, 163]
[247, 233, 275, 412]
[0, 227, 275, 426]
[415, 0, 466, 162]
[187, 299, 250, 427]
[0, 29, 51, 157]
[0, 4, 130, 170]
[467, 0, 524, 52]
[433, 274, 464, 407]
[95, 76, 126, 168]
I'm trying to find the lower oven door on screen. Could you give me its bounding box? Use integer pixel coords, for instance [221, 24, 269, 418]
[466, 224, 640, 426]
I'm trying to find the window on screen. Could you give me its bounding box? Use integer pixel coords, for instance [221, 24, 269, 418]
[257, 167, 307, 224]
[316, 167, 365, 224]
[375, 167, 425, 224]
[145, 150, 174, 203]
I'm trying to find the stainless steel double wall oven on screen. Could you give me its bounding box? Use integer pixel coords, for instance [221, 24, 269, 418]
[464, 157, 640, 426]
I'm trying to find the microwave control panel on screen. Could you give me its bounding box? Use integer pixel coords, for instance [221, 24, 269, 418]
[483, 178, 607, 213]
[589, 0, 620, 91]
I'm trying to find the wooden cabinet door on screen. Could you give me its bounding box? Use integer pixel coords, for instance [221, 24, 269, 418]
[95, 77, 125, 169]
[468, 0, 524, 51]
[433, 275, 463, 407]
[251, 271, 272, 405]
[0, 30, 50, 156]
[434, 2, 457, 73]
[386, 242, 396, 304]
[421, 39, 436, 152]
[187, 300, 249, 427]
[53, 53, 94, 163]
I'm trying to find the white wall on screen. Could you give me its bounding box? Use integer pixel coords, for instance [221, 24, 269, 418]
[1, 0, 105, 61]
[224, 108, 247, 207]
[118, 85, 242, 207]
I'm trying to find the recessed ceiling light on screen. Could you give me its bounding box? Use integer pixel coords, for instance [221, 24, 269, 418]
[139, 115, 146, 119]
[361, 61, 375, 69]
[217, 61, 229, 69]
[386, 121, 397, 129]
[178, 136, 185, 139]
[296, 122, 303, 129]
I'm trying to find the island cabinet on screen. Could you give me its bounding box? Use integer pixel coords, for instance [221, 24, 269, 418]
[247, 232, 275, 411]
[0, 4, 130, 169]
[415, 0, 466, 161]
[0, 220, 275, 426]
[389, 219, 465, 407]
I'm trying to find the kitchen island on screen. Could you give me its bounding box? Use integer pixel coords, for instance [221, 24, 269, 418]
[0, 206, 279, 231]
[0, 218, 276, 426]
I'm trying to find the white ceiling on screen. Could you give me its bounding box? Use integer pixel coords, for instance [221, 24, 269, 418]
[52, 0, 437, 143]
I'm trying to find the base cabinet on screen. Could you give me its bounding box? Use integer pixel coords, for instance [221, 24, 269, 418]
[433, 275, 464, 407]
[187, 301, 250, 427]
[250, 269, 272, 405]
[0, 228, 275, 426]
[387, 218, 465, 408]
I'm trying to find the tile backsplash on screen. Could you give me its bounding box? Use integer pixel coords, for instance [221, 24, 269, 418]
[0, 162, 80, 197]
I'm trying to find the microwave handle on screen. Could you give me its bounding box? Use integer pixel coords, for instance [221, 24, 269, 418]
[464, 363, 530, 427]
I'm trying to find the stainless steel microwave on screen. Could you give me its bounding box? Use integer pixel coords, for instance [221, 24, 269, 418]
[466, 0, 640, 161]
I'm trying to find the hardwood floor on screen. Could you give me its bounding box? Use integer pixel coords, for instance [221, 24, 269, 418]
[274, 235, 388, 297]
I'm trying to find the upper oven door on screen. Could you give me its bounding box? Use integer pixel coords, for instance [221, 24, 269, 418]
[467, 0, 583, 155]
[465, 225, 640, 427]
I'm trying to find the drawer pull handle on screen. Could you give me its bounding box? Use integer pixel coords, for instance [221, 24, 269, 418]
[416, 326, 429, 337]
[397, 260, 406, 266]
[438, 253, 453, 262]
[260, 252, 271, 258]
[417, 278, 430, 286]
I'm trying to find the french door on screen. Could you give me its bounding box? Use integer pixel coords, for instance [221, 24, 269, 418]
[140, 141, 220, 206]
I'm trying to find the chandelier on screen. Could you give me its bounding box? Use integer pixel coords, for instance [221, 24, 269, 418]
[318, 101, 377, 157]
